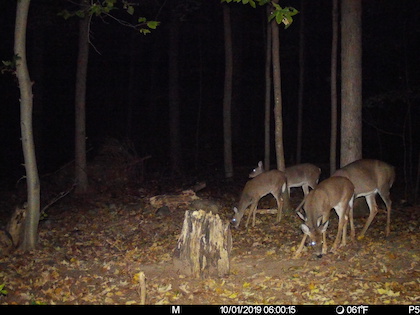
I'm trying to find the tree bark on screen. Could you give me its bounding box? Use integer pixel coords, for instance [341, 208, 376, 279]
[264, 5, 272, 171]
[330, 0, 338, 174]
[173, 210, 231, 278]
[271, 2, 291, 211]
[14, 0, 40, 251]
[271, 5, 285, 172]
[223, 4, 233, 179]
[340, 0, 362, 167]
[74, 5, 89, 193]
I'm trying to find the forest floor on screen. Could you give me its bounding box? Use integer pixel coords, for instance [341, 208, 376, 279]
[0, 174, 418, 305]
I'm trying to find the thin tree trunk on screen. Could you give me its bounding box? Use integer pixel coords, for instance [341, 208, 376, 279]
[271, 4, 285, 171]
[340, 0, 362, 166]
[168, 15, 182, 173]
[126, 32, 138, 140]
[14, 0, 40, 251]
[264, 5, 272, 171]
[74, 8, 89, 193]
[330, 0, 338, 174]
[223, 4, 233, 179]
[296, 0, 305, 164]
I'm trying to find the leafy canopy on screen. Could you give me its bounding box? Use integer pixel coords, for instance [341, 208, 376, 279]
[58, 0, 159, 35]
[221, 0, 298, 29]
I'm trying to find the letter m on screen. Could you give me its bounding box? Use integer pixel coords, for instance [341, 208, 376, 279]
[171, 306, 181, 314]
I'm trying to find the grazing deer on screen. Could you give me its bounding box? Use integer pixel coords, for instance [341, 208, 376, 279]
[295, 176, 355, 258]
[332, 159, 395, 237]
[249, 161, 321, 197]
[232, 170, 286, 228]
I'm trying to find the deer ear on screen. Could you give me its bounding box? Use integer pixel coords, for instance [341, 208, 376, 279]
[320, 220, 329, 233]
[258, 161, 263, 167]
[300, 224, 310, 236]
[297, 211, 306, 221]
[233, 207, 238, 214]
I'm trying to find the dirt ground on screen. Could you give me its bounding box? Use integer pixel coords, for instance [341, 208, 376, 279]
[0, 183, 418, 305]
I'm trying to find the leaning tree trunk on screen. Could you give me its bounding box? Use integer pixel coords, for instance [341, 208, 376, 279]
[74, 5, 90, 193]
[340, 0, 362, 166]
[173, 210, 232, 278]
[14, 0, 40, 251]
[223, 4, 233, 179]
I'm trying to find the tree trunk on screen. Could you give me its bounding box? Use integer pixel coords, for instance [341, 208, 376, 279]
[14, 0, 40, 251]
[340, 0, 362, 167]
[264, 5, 272, 171]
[271, 6, 285, 172]
[168, 15, 182, 173]
[271, 2, 291, 211]
[173, 210, 231, 278]
[296, 0, 305, 164]
[74, 6, 89, 193]
[330, 0, 338, 174]
[223, 4, 233, 179]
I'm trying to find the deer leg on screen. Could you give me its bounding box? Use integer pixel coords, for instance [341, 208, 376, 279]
[274, 194, 284, 223]
[359, 194, 378, 238]
[349, 197, 355, 241]
[331, 206, 346, 252]
[245, 202, 257, 228]
[342, 198, 355, 246]
[378, 189, 392, 237]
[302, 185, 309, 196]
[322, 230, 328, 255]
[294, 234, 307, 258]
[342, 214, 348, 247]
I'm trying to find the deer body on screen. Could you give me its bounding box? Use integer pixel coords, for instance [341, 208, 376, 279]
[232, 169, 286, 228]
[295, 176, 355, 258]
[332, 159, 395, 237]
[249, 162, 321, 197]
[285, 163, 321, 196]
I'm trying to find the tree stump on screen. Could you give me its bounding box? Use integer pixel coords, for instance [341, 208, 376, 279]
[173, 210, 232, 278]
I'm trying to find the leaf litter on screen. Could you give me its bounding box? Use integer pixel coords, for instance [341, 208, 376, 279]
[0, 189, 418, 305]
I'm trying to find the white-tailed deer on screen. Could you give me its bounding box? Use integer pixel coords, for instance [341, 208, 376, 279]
[332, 159, 395, 237]
[295, 176, 355, 258]
[249, 162, 321, 197]
[232, 170, 286, 228]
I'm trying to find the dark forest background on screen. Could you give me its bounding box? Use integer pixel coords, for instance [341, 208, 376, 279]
[0, 1, 419, 195]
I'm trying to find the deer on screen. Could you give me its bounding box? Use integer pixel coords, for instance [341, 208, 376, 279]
[294, 176, 355, 258]
[332, 159, 395, 238]
[232, 169, 287, 228]
[249, 161, 321, 197]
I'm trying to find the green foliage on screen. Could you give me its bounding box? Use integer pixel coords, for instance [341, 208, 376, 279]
[58, 0, 159, 35]
[1, 54, 21, 75]
[221, 0, 270, 9]
[0, 284, 8, 296]
[269, 3, 298, 29]
[221, 0, 298, 28]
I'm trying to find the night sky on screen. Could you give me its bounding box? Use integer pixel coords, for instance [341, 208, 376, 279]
[0, 0, 419, 188]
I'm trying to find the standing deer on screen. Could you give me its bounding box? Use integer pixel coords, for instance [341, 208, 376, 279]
[249, 161, 321, 197]
[232, 170, 286, 228]
[295, 176, 355, 258]
[332, 159, 395, 237]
